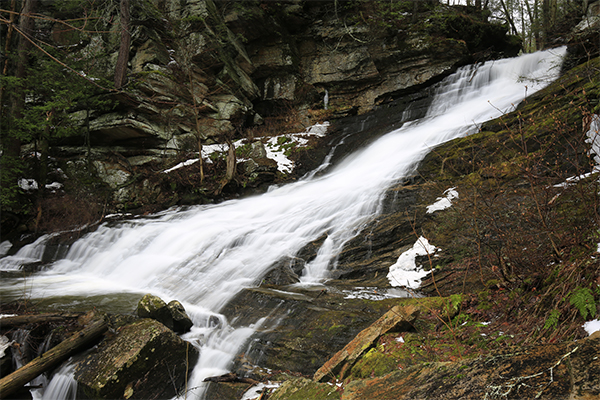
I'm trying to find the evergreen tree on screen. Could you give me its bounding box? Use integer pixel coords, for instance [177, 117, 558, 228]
[0, 0, 113, 214]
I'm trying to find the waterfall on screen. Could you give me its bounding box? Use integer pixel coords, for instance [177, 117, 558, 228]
[0, 47, 566, 398]
[40, 362, 78, 400]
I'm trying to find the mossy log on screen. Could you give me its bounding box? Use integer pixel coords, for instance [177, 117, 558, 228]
[0, 318, 107, 399]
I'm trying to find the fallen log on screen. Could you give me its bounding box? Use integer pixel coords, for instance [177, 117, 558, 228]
[204, 372, 259, 385]
[0, 313, 83, 329]
[0, 317, 107, 399]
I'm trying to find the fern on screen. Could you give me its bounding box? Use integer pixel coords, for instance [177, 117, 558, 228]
[543, 309, 560, 330]
[569, 287, 597, 320]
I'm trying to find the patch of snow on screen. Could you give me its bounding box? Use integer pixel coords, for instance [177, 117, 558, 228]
[342, 286, 413, 300]
[554, 115, 600, 188]
[163, 158, 200, 173]
[426, 187, 458, 213]
[45, 182, 63, 191]
[265, 122, 330, 173]
[304, 122, 329, 137]
[241, 382, 281, 400]
[202, 143, 230, 163]
[387, 236, 438, 289]
[0, 241, 12, 257]
[583, 319, 600, 336]
[587, 115, 600, 163]
[163, 123, 330, 175]
[553, 167, 600, 188]
[18, 178, 38, 191]
[0, 335, 15, 358]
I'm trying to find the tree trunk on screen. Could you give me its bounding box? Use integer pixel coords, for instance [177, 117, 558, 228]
[0, 318, 107, 399]
[1, 0, 36, 207]
[0, 313, 82, 329]
[498, 0, 519, 35]
[197, 138, 205, 184]
[225, 137, 236, 183]
[114, 0, 130, 89]
[542, 0, 550, 45]
[0, 0, 17, 103]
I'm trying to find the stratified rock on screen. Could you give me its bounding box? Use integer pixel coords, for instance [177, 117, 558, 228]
[167, 300, 194, 334]
[74, 319, 198, 399]
[313, 305, 419, 382]
[136, 294, 173, 330]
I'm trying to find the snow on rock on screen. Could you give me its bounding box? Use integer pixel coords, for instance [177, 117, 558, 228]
[426, 187, 458, 213]
[163, 158, 200, 173]
[586, 114, 600, 165]
[0, 241, 12, 257]
[0, 335, 15, 358]
[241, 382, 281, 400]
[18, 178, 38, 191]
[583, 319, 600, 336]
[45, 182, 63, 191]
[387, 236, 437, 289]
[265, 122, 330, 173]
[552, 115, 600, 188]
[161, 122, 329, 174]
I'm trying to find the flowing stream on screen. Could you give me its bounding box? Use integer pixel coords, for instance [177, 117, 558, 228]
[0, 47, 566, 399]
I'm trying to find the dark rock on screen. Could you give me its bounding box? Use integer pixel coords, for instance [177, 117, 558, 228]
[74, 319, 198, 399]
[261, 259, 300, 285]
[167, 300, 193, 334]
[221, 287, 402, 376]
[203, 380, 256, 400]
[136, 294, 173, 330]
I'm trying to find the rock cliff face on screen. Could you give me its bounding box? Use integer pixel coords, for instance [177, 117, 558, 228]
[4, 0, 522, 240]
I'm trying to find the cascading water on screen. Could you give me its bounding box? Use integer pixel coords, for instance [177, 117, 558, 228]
[0, 47, 566, 399]
[40, 362, 78, 400]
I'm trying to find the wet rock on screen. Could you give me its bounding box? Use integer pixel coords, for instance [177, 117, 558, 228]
[74, 319, 198, 399]
[260, 259, 300, 286]
[222, 287, 402, 376]
[136, 294, 173, 330]
[313, 305, 419, 382]
[203, 381, 255, 400]
[167, 300, 193, 334]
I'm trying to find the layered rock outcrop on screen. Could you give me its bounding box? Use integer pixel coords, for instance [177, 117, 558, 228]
[18, 0, 521, 221]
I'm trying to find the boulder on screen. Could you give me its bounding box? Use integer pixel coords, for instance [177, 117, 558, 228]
[136, 294, 173, 330]
[74, 319, 198, 399]
[313, 305, 419, 382]
[167, 300, 194, 334]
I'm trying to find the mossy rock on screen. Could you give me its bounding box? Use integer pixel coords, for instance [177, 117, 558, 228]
[268, 378, 341, 400]
[74, 319, 199, 399]
[136, 293, 173, 330]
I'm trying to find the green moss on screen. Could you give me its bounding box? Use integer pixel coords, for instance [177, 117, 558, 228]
[350, 347, 399, 379]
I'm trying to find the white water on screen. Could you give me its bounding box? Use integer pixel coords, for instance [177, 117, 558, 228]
[0, 47, 566, 399]
[40, 362, 77, 400]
